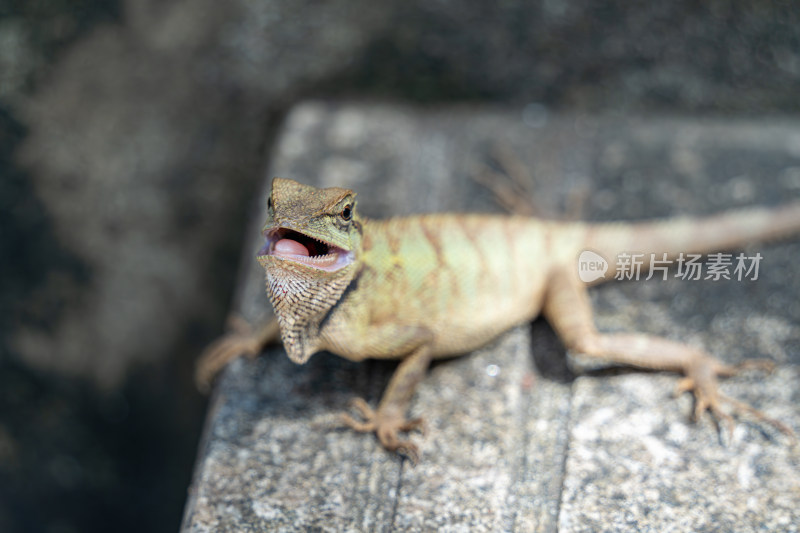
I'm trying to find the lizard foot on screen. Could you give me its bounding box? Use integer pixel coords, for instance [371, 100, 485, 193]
[340, 398, 426, 463]
[674, 356, 794, 440]
[195, 316, 263, 393]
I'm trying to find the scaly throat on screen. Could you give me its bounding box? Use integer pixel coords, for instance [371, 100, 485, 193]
[257, 231, 358, 365]
[259, 227, 353, 272]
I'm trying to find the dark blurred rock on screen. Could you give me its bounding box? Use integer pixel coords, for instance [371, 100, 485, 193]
[343, 1, 800, 110]
[11, 0, 388, 386]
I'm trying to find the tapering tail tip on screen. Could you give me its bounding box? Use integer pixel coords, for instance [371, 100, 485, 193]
[593, 200, 800, 262]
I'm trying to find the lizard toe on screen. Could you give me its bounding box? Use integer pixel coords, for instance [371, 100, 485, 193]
[677, 356, 794, 439]
[348, 397, 376, 419]
[340, 398, 423, 460]
[377, 426, 420, 465]
[339, 412, 376, 433]
[399, 416, 426, 435]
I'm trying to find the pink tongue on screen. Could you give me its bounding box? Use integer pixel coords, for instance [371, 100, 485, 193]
[274, 238, 310, 257]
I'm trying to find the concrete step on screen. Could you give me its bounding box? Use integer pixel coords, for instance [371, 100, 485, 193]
[182, 102, 800, 532]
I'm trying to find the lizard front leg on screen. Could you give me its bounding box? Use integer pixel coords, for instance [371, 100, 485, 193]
[195, 316, 281, 391]
[542, 270, 794, 438]
[337, 327, 434, 463]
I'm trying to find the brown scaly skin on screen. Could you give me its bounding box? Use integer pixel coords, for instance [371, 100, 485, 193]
[198, 178, 800, 462]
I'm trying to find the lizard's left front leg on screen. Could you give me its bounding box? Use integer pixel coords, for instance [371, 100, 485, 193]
[340, 341, 433, 463]
[195, 316, 281, 392]
[543, 271, 794, 438]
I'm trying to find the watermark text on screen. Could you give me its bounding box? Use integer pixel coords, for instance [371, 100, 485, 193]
[577, 251, 763, 283]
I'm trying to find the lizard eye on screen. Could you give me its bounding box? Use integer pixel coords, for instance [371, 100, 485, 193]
[341, 204, 352, 221]
[267, 197, 273, 211]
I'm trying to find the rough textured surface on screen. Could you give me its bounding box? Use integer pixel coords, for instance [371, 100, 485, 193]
[183, 102, 800, 532]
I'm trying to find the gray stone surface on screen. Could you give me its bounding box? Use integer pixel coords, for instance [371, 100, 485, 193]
[183, 102, 800, 531]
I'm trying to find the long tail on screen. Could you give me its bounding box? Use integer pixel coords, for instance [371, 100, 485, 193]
[583, 201, 800, 281]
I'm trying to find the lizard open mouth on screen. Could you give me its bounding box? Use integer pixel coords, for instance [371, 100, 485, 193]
[258, 228, 353, 272]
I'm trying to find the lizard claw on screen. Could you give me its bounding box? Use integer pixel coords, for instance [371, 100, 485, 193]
[340, 397, 425, 463]
[674, 357, 794, 440]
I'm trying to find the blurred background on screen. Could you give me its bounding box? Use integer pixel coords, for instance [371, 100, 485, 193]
[1, 1, 799, 531]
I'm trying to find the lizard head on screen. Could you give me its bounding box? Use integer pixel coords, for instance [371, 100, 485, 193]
[257, 178, 363, 364]
[258, 178, 362, 271]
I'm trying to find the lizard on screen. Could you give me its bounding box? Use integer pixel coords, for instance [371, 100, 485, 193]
[197, 177, 800, 462]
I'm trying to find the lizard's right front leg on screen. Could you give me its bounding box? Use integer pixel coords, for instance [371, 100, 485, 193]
[335, 326, 434, 463]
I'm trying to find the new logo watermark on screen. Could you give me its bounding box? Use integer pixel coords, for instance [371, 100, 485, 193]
[577, 250, 763, 283]
[577, 250, 609, 282]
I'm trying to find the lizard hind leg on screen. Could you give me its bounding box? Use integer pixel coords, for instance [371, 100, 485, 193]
[472, 143, 539, 217]
[542, 271, 795, 440]
[472, 142, 590, 219]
